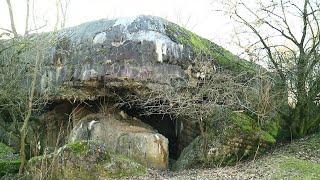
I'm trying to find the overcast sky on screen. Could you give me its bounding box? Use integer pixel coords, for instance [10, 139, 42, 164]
[0, 0, 238, 53]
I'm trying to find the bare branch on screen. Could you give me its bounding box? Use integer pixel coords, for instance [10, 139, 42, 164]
[24, 0, 30, 35]
[0, 27, 13, 33]
[5, 0, 18, 37]
[300, 0, 309, 46]
[234, 10, 286, 82]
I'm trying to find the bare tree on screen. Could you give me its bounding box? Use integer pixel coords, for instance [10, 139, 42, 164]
[55, 0, 71, 31]
[222, 0, 320, 137]
[24, 0, 30, 35]
[5, 0, 18, 37]
[60, 0, 71, 28]
[18, 47, 39, 174]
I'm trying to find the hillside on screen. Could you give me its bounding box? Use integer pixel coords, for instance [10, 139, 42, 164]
[129, 132, 320, 179]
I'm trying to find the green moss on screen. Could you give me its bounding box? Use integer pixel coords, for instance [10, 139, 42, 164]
[0, 143, 15, 158]
[229, 112, 277, 144]
[0, 143, 20, 176]
[260, 131, 276, 144]
[264, 120, 280, 138]
[0, 159, 20, 175]
[28, 156, 42, 163]
[107, 155, 147, 177]
[27, 141, 146, 179]
[230, 112, 255, 133]
[66, 141, 89, 155]
[165, 23, 258, 74]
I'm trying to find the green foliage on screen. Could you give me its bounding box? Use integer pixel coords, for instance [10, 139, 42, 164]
[230, 112, 255, 133]
[0, 143, 20, 176]
[66, 141, 90, 155]
[264, 119, 281, 138]
[0, 143, 15, 157]
[289, 103, 320, 138]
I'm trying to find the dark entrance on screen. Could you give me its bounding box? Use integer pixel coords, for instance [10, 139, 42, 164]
[121, 107, 180, 160]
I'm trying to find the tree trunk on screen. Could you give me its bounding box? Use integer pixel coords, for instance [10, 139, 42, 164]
[5, 0, 18, 37]
[24, 0, 30, 35]
[18, 50, 39, 175]
[291, 52, 308, 137]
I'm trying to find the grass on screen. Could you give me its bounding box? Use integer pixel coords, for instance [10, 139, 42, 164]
[0, 143, 20, 176]
[272, 155, 320, 179]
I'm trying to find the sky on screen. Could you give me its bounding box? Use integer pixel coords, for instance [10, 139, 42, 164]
[0, 0, 238, 54]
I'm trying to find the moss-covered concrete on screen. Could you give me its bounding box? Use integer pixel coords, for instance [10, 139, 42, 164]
[165, 23, 259, 74]
[174, 110, 279, 171]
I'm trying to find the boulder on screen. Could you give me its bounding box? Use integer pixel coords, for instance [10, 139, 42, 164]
[27, 140, 146, 179]
[174, 110, 280, 171]
[68, 108, 169, 170]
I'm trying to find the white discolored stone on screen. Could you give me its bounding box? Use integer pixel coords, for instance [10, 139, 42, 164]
[93, 32, 107, 44]
[69, 108, 169, 170]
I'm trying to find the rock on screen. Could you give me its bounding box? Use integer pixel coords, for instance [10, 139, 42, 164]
[0, 142, 20, 176]
[174, 110, 279, 171]
[68, 109, 169, 170]
[27, 140, 146, 179]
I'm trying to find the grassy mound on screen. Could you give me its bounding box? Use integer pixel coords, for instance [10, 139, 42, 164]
[170, 132, 320, 179]
[174, 110, 279, 171]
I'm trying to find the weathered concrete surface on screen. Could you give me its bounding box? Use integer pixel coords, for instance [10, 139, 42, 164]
[68, 107, 169, 170]
[38, 15, 200, 100]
